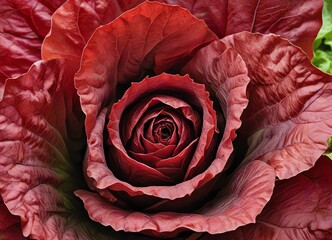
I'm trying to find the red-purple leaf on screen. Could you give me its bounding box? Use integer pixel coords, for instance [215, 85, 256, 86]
[225, 0, 323, 58]
[161, 0, 322, 58]
[77, 160, 275, 237]
[0, 59, 86, 239]
[42, 0, 322, 62]
[223, 32, 332, 179]
[75, 1, 217, 137]
[162, 0, 228, 38]
[41, 0, 149, 62]
[42, 0, 87, 62]
[0, 0, 65, 95]
[43, 0, 224, 62]
[211, 156, 332, 240]
[182, 39, 250, 176]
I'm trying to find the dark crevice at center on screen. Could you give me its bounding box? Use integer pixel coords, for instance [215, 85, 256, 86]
[161, 127, 171, 139]
[154, 122, 174, 142]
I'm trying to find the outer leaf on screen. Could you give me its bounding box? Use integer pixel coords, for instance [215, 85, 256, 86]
[224, 0, 323, 59]
[42, 0, 323, 62]
[77, 160, 275, 237]
[0, 0, 65, 96]
[162, 0, 228, 38]
[181, 39, 250, 176]
[0, 59, 88, 239]
[42, 0, 224, 62]
[163, 0, 323, 58]
[75, 1, 217, 136]
[42, 0, 149, 61]
[223, 32, 332, 180]
[209, 156, 332, 240]
[42, 0, 87, 62]
[165, 0, 323, 58]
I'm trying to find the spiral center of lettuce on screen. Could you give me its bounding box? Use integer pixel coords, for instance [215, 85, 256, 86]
[106, 74, 219, 186]
[153, 119, 174, 142]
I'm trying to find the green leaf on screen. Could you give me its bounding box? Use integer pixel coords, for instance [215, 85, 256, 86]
[313, 0, 332, 73]
[312, 49, 332, 73]
[324, 136, 332, 160]
[315, 0, 332, 46]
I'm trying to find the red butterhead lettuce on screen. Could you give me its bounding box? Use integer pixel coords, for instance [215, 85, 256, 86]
[0, 0, 331, 239]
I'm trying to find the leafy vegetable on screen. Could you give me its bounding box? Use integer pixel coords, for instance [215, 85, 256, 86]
[313, 0, 332, 73]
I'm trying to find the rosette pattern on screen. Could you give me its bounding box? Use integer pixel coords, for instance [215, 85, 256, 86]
[0, 0, 332, 240]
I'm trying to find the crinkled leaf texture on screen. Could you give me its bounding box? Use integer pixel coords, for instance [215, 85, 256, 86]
[42, 0, 323, 62]
[223, 0, 323, 59]
[42, 0, 150, 61]
[77, 160, 275, 237]
[0, 0, 65, 96]
[164, 0, 323, 59]
[222, 32, 332, 180]
[0, 59, 94, 240]
[206, 156, 332, 240]
[74, 1, 218, 136]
